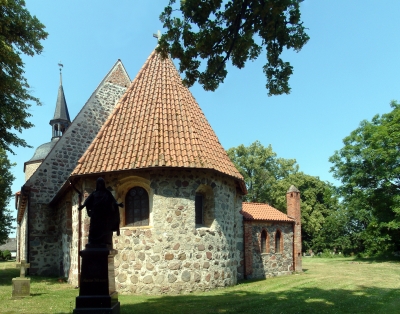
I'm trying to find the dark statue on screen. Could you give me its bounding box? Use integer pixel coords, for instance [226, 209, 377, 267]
[78, 178, 123, 248]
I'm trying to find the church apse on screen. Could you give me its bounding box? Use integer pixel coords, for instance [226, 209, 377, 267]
[66, 169, 243, 294]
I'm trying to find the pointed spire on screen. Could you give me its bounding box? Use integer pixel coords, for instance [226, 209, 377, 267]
[50, 62, 71, 139]
[53, 84, 70, 121]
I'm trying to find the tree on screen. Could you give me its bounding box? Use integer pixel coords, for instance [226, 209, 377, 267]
[0, 0, 48, 154]
[226, 140, 298, 203]
[0, 148, 14, 244]
[270, 172, 339, 252]
[330, 101, 400, 255]
[227, 141, 339, 251]
[157, 0, 309, 96]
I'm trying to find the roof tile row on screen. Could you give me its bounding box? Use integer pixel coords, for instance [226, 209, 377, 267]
[241, 202, 294, 222]
[72, 50, 244, 187]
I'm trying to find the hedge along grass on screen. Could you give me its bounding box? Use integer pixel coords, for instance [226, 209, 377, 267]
[1, 257, 399, 314]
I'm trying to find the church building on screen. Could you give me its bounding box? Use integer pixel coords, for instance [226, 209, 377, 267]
[16, 47, 301, 294]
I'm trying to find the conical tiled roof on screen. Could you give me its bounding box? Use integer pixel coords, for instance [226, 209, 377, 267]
[72, 50, 244, 188]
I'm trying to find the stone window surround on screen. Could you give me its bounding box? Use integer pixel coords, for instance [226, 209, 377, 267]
[115, 176, 153, 228]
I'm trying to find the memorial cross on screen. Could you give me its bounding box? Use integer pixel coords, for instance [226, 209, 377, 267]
[16, 260, 30, 278]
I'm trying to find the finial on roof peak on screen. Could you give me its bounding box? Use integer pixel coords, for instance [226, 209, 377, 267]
[287, 185, 300, 193]
[58, 61, 63, 85]
[153, 30, 162, 42]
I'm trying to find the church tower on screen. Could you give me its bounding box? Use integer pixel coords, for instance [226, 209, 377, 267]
[24, 65, 71, 181]
[50, 64, 71, 139]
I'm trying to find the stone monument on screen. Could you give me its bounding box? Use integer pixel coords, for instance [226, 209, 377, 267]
[73, 178, 122, 314]
[11, 260, 31, 299]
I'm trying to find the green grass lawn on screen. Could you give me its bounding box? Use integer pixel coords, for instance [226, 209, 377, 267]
[1, 257, 399, 313]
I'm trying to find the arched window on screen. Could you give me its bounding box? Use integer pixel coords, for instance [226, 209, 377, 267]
[195, 185, 215, 228]
[275, 230, 282, 253]
[195, 193, 204, 225]
[125, 187, 149, 226]
[261, 230, 268, 253]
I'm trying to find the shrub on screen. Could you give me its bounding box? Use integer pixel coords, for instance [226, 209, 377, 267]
[2, 250, 11, 260]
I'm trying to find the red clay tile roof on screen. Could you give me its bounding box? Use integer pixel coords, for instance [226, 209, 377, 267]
[72, 50, 245, 189]
[241, 202, 294, 222]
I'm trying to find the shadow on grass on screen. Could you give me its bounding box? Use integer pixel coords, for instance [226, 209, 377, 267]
[0, 264, 65, 287]
[352, 255, 400, 264]
[119, 285, 400, 314]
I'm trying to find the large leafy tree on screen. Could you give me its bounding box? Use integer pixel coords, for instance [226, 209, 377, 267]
[227, 140, 298, 203]
[157, 0, 309, 95]
[227, 141, 338, 251]
[330, 101, 400, 254]
[270, 172, 339, 252]
[0, 148, 14, 244]
[0, 0, 48, 153]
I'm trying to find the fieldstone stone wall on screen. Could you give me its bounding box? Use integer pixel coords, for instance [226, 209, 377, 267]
[56, 191, 72, 278]
[68, 191, 84, 285]
[27, 200, 59, 275]
[65, 169, 243, 294]
[20, 61, 130, 276]
[244, 221, 294, 279]
[234, 196, 244, 280]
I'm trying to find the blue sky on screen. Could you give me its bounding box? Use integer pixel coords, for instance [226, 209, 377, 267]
[6, 1, 400, 232]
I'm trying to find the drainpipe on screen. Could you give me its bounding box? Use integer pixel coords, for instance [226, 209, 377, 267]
[69, 180, 82, 286]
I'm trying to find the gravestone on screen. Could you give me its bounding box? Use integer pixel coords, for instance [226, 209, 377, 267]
[73, 247, 119, 313]
[11, 260, 31, 299]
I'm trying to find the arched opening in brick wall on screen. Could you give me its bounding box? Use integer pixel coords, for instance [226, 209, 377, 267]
[275, 229, 283, 254]
[261, 229, 269, 253]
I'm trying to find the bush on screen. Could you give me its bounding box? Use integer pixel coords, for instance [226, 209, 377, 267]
[2, 250, 11, 260]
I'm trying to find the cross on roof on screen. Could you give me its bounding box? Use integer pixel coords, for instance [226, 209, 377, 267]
[153, 30, 161, 42]
[16, 260, 30, 278]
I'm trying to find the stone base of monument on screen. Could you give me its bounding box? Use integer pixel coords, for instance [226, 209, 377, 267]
[73, 247, 120, 314]
[11, 277, 31, 299]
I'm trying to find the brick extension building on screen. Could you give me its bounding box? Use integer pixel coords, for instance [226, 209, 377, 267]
[241, 187, 302, 279]
[16, 47, 301, 294]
